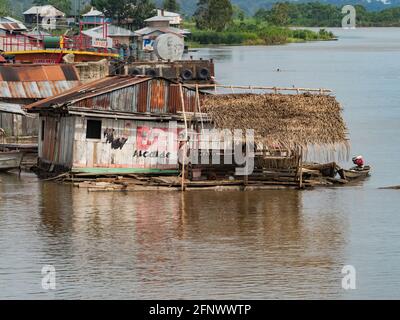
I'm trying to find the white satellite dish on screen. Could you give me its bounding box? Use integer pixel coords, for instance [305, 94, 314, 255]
[154, 33, 184, 61]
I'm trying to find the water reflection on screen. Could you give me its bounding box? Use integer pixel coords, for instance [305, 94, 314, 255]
[33, 186, 347, 299]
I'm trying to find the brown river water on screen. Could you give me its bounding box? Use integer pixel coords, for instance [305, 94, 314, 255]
[1, 28, 400, 299]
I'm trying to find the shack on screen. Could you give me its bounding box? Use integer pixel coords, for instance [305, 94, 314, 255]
[198, 92, 349, 188]
[26, 76, 200, 175]
[0, 17, 27, 36]
[82, 24, 135, 49]
[23, 5, 65, 27]
[25, 76, 349, 190]
[0, 64, 81, 141]
[81, 7, 111, 25]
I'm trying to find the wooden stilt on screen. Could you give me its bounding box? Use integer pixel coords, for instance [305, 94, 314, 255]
[179, 84, 188, 192]
[298, 147, 303, 189]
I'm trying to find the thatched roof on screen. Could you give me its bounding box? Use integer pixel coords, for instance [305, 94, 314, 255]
[201, 93, 349, 159]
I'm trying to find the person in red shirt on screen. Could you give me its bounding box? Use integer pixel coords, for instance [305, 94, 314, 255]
[352, 155, 364, 168]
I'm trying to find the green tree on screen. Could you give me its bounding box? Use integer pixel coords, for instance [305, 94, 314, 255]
[163, 0, 180, 12]
[91, 0, 129, 24]
[33, 0, 48, 5]
[92, 0, 155, 27]
[128, 0, 156, 28]
[270, 3, 289, 26]
[50, 0, 71, 14]
[80, 4, 93, 15]
[194, 0, 233, 32]
[232, 4, 245, 21]
[0, 0, 11, 16]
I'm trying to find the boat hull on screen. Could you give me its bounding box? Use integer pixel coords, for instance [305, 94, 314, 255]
[341, 166, 371, 180]
[0, 151, 23, 172]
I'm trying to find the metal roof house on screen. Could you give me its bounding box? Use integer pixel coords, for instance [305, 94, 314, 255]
[135, 15, 190, 38]
[0, 64, 81, 139]
[26, 76, 203, 174]
[133, 16, 190, 59]
[156, 9, 182, 26]
[82, 24, 135, 48]
[23, 5, 65, 26]
[81, 7, 111, 24]
[0, 17, 27, 35]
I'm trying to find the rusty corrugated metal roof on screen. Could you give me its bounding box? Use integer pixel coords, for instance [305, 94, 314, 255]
[0, 64, 79, 81]
[26, 75, 204, 116]
[26, 76, 153, 110]
[0, 80, 81, 99]
[0, 64, 81, 99]
[0, 23, 26, 31]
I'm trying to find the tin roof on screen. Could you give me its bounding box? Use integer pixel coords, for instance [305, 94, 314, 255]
[145, 16, 173, 22]
[26, 75, 200, 112]
[0, 102, 26, 115]
[0, 16, 27, 31]
[0, 22, 27, 32]
[0, 64, 79, 82]
[23, 5, 65, 17]
[84, 25, 135, 37]
[26, 76, 151, 110]
[0, 64, 81, 99]
[82, 7, 104, 17]
[134, 26, 189, 37]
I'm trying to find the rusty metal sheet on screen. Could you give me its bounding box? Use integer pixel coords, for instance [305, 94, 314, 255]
[60, 65, 80, 81]
[0, 64, 80, 82]
[0, 66, 19, 81]
[0, 81, 12, 98]
[43, 65, 67, 81]
[21, 81, 41, 98]
[0, 80, 81, 99]
[18, 66, 47, 81]
[35, 81, 54, 98]
[137, 81, 148, 113]
[53, 80, 78, 95]
[25, 76, 203, 115]
[7, 81, 25, 98]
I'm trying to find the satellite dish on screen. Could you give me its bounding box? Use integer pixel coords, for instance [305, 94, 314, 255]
[154, 33, 184, 61]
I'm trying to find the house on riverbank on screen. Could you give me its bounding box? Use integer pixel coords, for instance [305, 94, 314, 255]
[26, 76, 200, 175]
[0, 64, 81, 141]
[25, 76, 349, 189]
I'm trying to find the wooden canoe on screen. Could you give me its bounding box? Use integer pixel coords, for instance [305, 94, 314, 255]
[339, 166, 371, 181]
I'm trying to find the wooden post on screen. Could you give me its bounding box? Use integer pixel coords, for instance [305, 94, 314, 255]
[298, 147, 303, 189]
[179, 84, 188, 192]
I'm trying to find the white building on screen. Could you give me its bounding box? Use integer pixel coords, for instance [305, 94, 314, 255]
[156, 9, 183, 26]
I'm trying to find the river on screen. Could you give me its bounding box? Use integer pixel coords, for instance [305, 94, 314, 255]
[1, 28, 400, 299]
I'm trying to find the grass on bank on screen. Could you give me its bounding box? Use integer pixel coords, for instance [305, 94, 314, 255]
[184, 19, 336, 46]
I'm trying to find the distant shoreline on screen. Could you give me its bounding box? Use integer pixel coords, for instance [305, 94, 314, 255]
[187, 27, 338, 48]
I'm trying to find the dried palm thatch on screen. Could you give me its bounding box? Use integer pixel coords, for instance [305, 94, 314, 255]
[201, 93, 350, 161]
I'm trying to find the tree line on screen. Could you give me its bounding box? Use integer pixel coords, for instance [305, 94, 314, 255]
[2, 0, 400, 29]
[255, 2, 400, 27]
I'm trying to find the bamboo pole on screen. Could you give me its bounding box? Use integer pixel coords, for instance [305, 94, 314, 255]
[179, 84, 188, 192]
[195, 84, 205, 134]
[185, 84, 332, 93]
[298, 147, 303, 189]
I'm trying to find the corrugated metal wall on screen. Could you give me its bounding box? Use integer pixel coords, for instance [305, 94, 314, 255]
[0, 112, 38, 137]
[74, 79, 198, 114]
[39, 116, 75, 167]
[72, 116, 185, 170]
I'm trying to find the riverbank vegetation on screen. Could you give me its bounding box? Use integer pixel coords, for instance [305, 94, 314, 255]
[187, 22, 335, 46]
[186, 0, 336, 46]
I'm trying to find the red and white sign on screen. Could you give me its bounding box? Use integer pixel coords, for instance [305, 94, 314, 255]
[92, 37, 108, 48]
